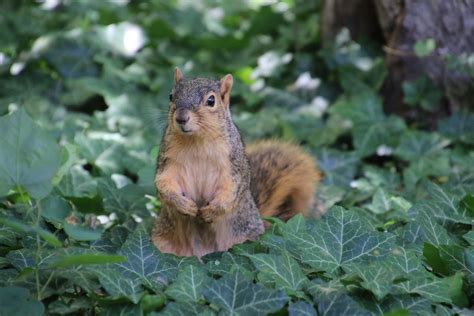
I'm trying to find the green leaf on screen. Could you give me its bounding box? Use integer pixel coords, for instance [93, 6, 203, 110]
[94, 228, 177, 300]
[438, 111, 474, 144]
[365, 189, 411, 214]
[394, 273, 464, 304]
[0, 224, 20, 247]
[43, 36, 99, 78]
[98, 304, 143, 316]
[165, 265, 210, 303]
[57, 165, 97, 198]
[288, 301, 317, 316]
[316, 293, 369, 316]
[247, 252, 309, 294]
[141, 294, 167, 313]
[0, 216, 62, 247]
[383, 309, 409, 316]
[460, 194, 474, 217]
[203, 271, 288, 315]
[283, 207, 396, 273]
[315, 148, 359, 188]
[381, 296, 431, 315]
[424, 182, 474, 225]
[154, 302, 213, 316]
[331, 93, 406, 157]
[346, 247, 425, 300]
[410, 205, 457, 246]
[394, 131, 449, 162]
[205, 251, 255, 277]
[423, 243, 450, 275]
[438, 245, 474, 278]
[51, 143, 80, 186]
[50, 253, 126, 268]
[63, 223, 103, 241]
[48, 297, 92, 315]
[96, 267, 144, 303]
[98, 178, 149, 216]
[0, 109, 60, 198]
[0, 286, 44, 316]
[402, 75, 442, 111]
[38, 195, 72, 224]
[463, 231, 474, 245]
[414, 38, 436, 57]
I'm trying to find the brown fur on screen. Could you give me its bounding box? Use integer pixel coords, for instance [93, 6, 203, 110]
[247, 140, 321, 221]
[152, 69, 321, 258]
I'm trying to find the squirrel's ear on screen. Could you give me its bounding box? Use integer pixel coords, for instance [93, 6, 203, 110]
[220, 74, 233, 105]
[174, 67, 184, 85]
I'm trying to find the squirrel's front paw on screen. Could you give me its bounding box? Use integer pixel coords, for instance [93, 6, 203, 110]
[199, 201, 227, 223]
[174, 194, 198, 217]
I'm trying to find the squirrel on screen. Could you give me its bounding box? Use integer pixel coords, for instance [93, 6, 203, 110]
[151, 68, 321, 257]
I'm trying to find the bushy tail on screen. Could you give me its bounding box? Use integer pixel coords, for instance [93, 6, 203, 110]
[246, 140, 321, 221]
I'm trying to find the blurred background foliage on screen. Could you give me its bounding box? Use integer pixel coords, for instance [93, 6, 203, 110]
[0, 0, 473, 229]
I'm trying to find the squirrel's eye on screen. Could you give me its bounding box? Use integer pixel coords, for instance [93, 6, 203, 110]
[169, 94, 173, 102]
[207, 95, 215, 107]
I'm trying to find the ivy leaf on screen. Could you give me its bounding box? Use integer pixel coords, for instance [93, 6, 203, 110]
[345, 247, 424, 300]
[0, 224, 20, 247]
[316, 293, 369, 316]
[205, 251, 255, 278]
[247, 252, 309, 294]
[288, 301, 317, 316]
[314, 148, 359, 188]
[436, 245, 474, 279]
[411, 205, 458, 246]
[95, 267, 144, 303]
[402, 75, 442, 111]
[331, 93, 406, 157]
[154, 302, 213, 316]
[0, 108, 60, 198]
[438, 111, 474, 144]
[394, 131, 449, 162]
[463, 231, 474, 246]
[57, 165, 97, 198]
[381, 296, 431, 315]
[388, 246, 426, 275]
[116, 229, 177, 290]
[98, 178, 150, 216]
[50, 253, 126, 268]
[402, 154, 451, 190]
[165, 265, 210, 303]
[63, 223, 103, 241]
[283, 207, 396, 273]
[423, 182, 474, 225]
[92, 228, 178, 303]
[394, 273, 464, 305]
[0, 216, 62, 247]
[203, 271, 288, 315]
[38, 195, 72, 225]
[365, 189, 411, 214]
[0, 286, 44, 316]
[413, 38, 436, 57]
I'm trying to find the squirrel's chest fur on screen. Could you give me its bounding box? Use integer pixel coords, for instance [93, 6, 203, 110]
[156, 135, 240, 257]
[164, 137, 232, 207]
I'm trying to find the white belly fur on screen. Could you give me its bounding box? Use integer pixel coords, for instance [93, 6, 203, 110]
[167, 139, 230, 208]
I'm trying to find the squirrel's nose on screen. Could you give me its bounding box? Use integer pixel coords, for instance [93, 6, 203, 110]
[175, 115, 190, 125]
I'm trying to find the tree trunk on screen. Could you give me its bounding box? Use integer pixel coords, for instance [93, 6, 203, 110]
[322, 0, 474, 114]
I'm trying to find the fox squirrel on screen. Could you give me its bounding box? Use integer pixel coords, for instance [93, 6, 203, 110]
[151, 68, 321, 257]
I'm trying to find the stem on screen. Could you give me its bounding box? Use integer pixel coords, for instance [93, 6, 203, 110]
[39, 271, 56, 299]
[35, 199, 43, 300]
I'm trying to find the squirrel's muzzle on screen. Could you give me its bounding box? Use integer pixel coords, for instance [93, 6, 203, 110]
[175, 109, 190, 126]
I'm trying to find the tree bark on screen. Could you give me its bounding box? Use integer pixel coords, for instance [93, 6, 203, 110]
[322, 0, 474, 114]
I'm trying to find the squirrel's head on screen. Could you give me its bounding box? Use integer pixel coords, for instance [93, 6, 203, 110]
[168, 67, 233, 136]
